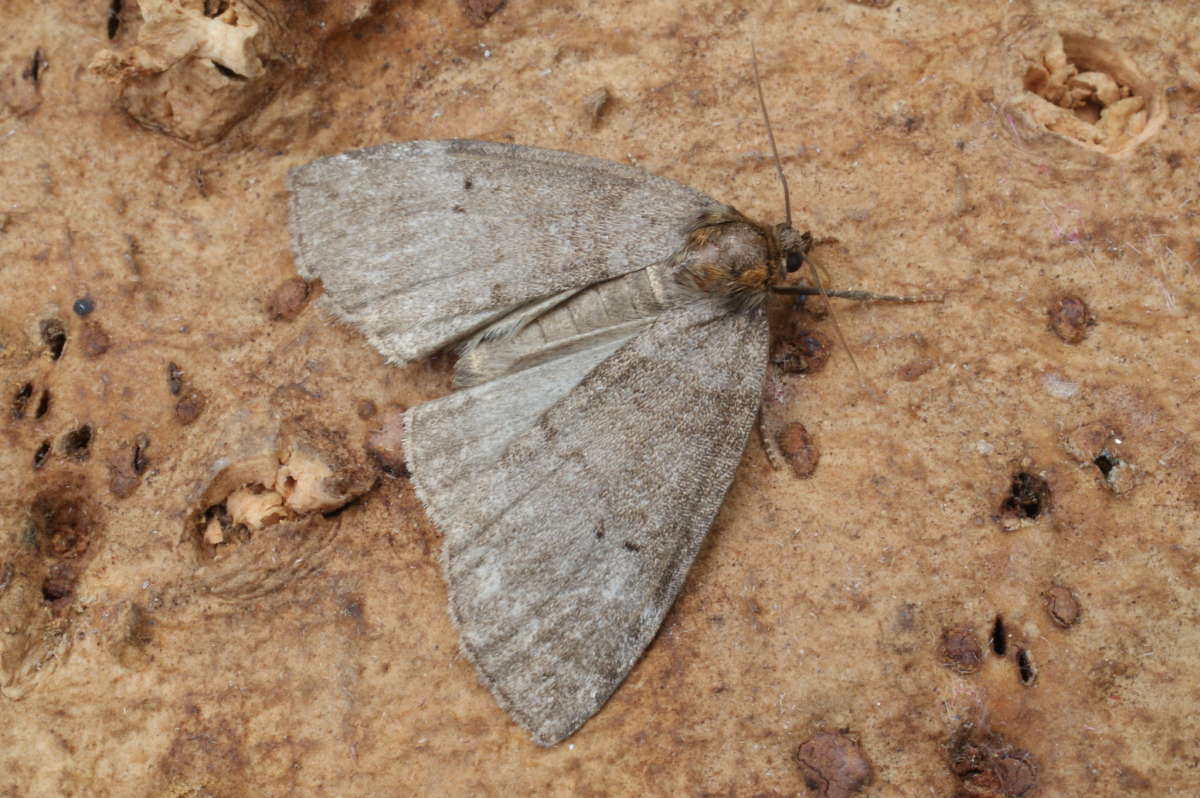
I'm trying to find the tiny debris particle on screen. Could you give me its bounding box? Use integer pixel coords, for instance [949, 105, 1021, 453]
[582, 87, 611, 127]
[948, 725, 1038, 797]
[795, 730, 873, 798]
[32, 439, 51, 470]
[73, 297, 95, 316]
[356, 399, 377, 420]
[11, 382, 33, 419]
[997, 471, 1050, 531]
[778, 422, 820, 478]
[108, 464, 140, 499]
[80, 320, 112, 358]
[1043, 585, 1082, 628]
[1041, 371, 1079, 400]
[1047, 295, 1095, 344]
[942, 626, 983, 674]
[125, 603, 154, 648]
[772, 328, 833, 374]
[132, 434, 150, 474]
[203, 516, 226, 545]
[459, 0, 506, 26]
[167, 361, 184, 395]
[266, 277, 312, 321]
[896, 357, 935, 382]
[174, 388, 207, 425]
[42, 563, 76, 604]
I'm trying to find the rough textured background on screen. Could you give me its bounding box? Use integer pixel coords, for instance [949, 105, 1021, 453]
[2, 1, 1197, 796]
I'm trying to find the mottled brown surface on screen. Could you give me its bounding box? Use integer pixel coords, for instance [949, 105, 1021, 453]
[2, 0, 1198, 795]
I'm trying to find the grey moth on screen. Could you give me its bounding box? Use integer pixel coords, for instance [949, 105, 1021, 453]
[287, 138, 819, 745]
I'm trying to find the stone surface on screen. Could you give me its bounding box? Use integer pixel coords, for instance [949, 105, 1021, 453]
[1, 1, 1197, 794]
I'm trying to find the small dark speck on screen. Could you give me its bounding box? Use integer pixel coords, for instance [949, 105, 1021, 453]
[452, 205, 466, 213]
[34, 389, 50, 419]
[40, 319, 66, 360]
[991, 615, 1007, 656]
[107, 0, 122, 39]
[167, 361, 184, 395]
[212, 61, 246, 80]
[26, 49, 46, 84]
[73, 297, 95, 316]
[11, 382, 33, 419]
[1017, 648, 1036, 685]
[622, 541, 641, 552]
[32, 439, 51, 470]
[61, 424, 93, 461]
[463, 177, 474, 190]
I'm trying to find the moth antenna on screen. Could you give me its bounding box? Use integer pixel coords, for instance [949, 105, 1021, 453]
[752, 53, 873, 396]
[751, 44, 790, 228]
[803, 251, 876, 396]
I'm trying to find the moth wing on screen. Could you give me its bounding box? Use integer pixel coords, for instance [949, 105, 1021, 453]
[406, 297, 769, 745]
[287, 139, 725, 363]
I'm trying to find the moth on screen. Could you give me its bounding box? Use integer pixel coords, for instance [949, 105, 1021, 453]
[287, 97, 923, 745]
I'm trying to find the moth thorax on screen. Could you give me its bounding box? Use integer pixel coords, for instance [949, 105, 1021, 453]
[675, 220, 775, 302]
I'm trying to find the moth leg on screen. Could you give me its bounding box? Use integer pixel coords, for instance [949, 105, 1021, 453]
[759, 407, 785, 470]
[757, 370, 788, 471]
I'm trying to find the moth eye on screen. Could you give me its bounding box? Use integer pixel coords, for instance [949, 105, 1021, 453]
[785, 251, 805, 273]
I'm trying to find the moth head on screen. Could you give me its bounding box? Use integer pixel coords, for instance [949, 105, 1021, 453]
[773, 223, 814, 283]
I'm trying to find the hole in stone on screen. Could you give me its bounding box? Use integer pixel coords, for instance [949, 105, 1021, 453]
[32, 439, 51, 470]
[34, 389, 50, 419]
[61, 425, 93, 462]
[211, 61, 246, 80]
[1019, 31, 1167, 157]
[991, 615, 1007, 657]
[11, 382, 32, 419]
[998, 472, 1050, 529]
[40, 319, 66, 360]
[1017, 648, 1036, 685]
[1093, 450, 1117, 478]
[203, 0, 229, 16]
[107, 0, 122, 40]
